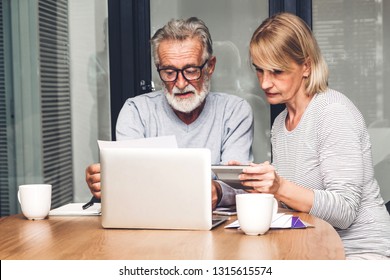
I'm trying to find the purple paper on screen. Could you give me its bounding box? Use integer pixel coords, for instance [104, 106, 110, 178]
[291, 216, 306, 228]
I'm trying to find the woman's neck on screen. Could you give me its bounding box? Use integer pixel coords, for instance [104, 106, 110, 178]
[285, 94, 313, 131]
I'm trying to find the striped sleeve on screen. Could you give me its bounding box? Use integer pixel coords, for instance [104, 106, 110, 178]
[310, 103, 363, 229]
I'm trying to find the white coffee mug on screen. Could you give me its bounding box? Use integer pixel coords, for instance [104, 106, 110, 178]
[18, 184, 52, 220]
[236, 193, 277, 235]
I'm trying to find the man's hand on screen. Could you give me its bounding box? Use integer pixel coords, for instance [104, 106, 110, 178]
[212, 180, 222, 210]
[85, 163, 102, 199]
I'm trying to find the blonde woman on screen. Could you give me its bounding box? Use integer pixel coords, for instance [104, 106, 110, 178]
[238, 12, 390, 259]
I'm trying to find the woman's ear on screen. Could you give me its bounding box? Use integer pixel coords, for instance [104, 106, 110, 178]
[303, 58, 311, 78]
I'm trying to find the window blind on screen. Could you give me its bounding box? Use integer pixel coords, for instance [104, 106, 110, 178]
[0, 0, 11, 216]
[38, 0, 73, 208]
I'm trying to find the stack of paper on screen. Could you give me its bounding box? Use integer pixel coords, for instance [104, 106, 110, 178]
[225, 213, 312, 229]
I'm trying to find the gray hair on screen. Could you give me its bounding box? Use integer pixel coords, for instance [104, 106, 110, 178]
[151, 17, 213, 66]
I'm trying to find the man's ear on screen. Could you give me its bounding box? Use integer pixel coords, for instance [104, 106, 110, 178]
[207, 56, 217, 76]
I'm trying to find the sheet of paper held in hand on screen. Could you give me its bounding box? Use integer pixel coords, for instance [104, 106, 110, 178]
[50, 135, 179, 216]
[97, 135, 178, 149]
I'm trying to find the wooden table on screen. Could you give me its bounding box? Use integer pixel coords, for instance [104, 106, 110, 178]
[0, 212, 345, 260]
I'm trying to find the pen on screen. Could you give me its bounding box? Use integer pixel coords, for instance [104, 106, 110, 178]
[82, 196, 101, 210]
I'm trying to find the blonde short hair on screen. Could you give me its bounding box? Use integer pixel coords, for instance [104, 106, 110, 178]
[249, 13, 328, 95]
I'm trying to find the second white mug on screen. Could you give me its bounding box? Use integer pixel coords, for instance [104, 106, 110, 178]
[236, 193, 277, 235]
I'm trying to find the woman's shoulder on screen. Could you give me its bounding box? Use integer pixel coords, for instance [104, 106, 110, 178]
[312, 89, 363, 117]
[313, 88, 367, 129]
[314, 88, 357, 108]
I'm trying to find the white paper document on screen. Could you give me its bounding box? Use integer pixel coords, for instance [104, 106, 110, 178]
[98, 135, 178, 149]
[49, 203, 101, 216]
[225, 213, 312, 229]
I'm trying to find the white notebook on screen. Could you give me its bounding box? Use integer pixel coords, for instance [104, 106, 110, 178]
[49, 203, 101, 216]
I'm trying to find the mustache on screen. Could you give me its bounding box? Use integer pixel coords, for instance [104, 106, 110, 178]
[171, 84, 197, 95]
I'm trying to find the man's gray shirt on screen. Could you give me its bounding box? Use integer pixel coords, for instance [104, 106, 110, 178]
[116, 90, 254, 205]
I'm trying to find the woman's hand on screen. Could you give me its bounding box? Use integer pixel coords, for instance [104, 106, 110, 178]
[239, 161, 281, 194]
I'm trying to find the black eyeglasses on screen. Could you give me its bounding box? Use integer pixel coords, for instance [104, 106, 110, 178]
[157, 59, 209, 82]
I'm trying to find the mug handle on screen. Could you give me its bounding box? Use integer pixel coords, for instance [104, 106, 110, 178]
[272, 197, 278, 216]
[17, 190, 21, 204]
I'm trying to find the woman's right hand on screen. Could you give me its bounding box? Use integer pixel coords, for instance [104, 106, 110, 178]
[239, 161, 281, 195]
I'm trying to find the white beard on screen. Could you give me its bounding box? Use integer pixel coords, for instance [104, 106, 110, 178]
[163, 78, 210, 113]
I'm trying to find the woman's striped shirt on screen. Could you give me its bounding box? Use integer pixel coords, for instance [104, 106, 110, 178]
[271, 88, 390, 257]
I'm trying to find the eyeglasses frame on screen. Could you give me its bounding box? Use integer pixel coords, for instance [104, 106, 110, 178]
[157, 59, 209, 83]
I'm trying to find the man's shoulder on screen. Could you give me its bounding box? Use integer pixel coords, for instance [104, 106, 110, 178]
[208, 91, 248, 104]
[133, 90, 164, 100]
[207, 92, 252, 119]
[125, 90, 164, 105]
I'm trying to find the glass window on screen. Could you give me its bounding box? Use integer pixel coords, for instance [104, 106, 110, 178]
[69, 0, 110, 202]
[313, 0, 390, 202]
[150, 0, 270, 162]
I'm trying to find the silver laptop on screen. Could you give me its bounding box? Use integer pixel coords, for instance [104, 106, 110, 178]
[100, 147, 227, 230]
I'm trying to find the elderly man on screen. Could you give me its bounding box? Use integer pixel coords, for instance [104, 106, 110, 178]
[85, 17, 253, 209]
